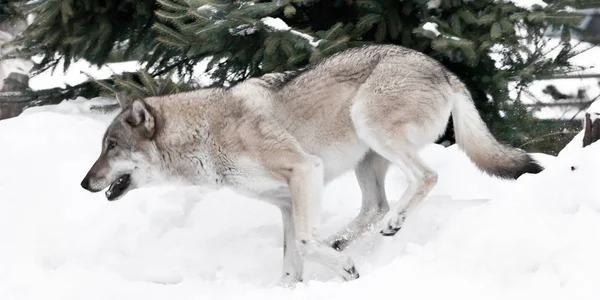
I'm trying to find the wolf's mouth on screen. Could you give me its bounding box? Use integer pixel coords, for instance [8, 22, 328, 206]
[105, 174, 131, 201]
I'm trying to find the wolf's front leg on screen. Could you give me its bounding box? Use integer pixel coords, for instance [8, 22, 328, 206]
[285, 155, 360, 281]
[279, 205, 303, 287]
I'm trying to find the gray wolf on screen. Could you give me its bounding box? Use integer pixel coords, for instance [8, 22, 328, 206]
[80, 44, 543, 286]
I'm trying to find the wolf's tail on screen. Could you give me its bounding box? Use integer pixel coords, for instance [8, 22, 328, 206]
[451, 91, 543, 179]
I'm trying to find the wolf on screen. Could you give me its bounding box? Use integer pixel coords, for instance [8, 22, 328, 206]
[80, 44, 543, 285]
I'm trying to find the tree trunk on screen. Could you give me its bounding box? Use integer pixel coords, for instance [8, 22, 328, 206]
[582, 113, 600, 147]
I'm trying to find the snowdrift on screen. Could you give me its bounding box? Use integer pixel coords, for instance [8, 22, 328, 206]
[1, 98, 600, 300]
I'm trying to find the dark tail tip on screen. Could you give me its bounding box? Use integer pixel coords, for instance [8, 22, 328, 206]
[514, 156, 544, 179]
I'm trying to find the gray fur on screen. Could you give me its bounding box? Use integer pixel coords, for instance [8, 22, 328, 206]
[80, 44, 543, 286]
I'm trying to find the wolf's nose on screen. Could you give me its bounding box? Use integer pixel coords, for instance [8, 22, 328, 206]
[80, 177, 90, 191]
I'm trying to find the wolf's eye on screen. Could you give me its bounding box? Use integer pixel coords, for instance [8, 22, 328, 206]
[107, 141, 117, 151]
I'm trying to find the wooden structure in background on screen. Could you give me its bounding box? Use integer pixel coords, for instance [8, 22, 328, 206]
[583, 112, 600, 147]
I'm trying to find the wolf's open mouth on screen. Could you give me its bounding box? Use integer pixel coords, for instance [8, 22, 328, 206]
[105, 174, 131, 201]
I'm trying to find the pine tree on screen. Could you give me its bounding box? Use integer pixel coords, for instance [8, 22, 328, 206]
[0, 0, 24, 24]
[6, 0, 599, 147]
[12, 0, 158, 73]
[149, 0, 594, 144]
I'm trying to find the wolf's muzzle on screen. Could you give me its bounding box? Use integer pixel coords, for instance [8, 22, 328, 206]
[80, 177, 90, 190]
[80, 176, 99, 192]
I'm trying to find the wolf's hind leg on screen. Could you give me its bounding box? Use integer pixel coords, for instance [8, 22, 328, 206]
[325, 151, 390, 251]
[350, 96, 442, 237]
[378, 150, 437, 236]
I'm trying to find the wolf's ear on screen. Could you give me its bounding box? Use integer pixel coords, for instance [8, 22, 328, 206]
[128, 99, 155, 139]
[116, 93, 136, 109]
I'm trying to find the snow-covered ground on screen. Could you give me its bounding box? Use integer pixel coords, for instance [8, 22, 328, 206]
[1, 98, 600, 300]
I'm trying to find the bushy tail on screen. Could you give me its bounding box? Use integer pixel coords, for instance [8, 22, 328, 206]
[451, 92, 543, 179]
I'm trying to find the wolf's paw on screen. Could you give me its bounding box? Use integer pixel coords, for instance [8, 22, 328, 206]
[278, 272, 302, 288]
[379, 211, 407, 236]
[342, 263, 360, 281]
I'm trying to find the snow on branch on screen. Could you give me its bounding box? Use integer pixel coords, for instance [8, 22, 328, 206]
[261, 17, 321, 47]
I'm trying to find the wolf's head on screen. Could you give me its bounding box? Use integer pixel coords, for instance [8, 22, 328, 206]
[80, 94, 161, 200]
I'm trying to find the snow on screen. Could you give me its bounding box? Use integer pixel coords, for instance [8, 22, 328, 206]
[421, 22, 461, 41]
[1, 98, 600, 299]
[422, 22, 440, 36]
[517, 76, 600, 120]
[229, 24, 258, 36]
[501, 39, 600, 120]
[427, 0, 442, 9]
[506, 0, 548, 9]
[261, 17, 291, 31]
[581, 99, 600, 123]
[587, 98, 600, 115]
[197, 4, 219, 14]
[567, 42, 596, 69]
[26, 57, 215, 91]
[261, 17, 320, 47]
[28, 58, 142, 91]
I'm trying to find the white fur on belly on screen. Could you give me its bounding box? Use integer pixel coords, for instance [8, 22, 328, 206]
[319, 143, 369, 183]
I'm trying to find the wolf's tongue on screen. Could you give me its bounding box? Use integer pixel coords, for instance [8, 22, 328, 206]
[105, 174, 130, 201]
